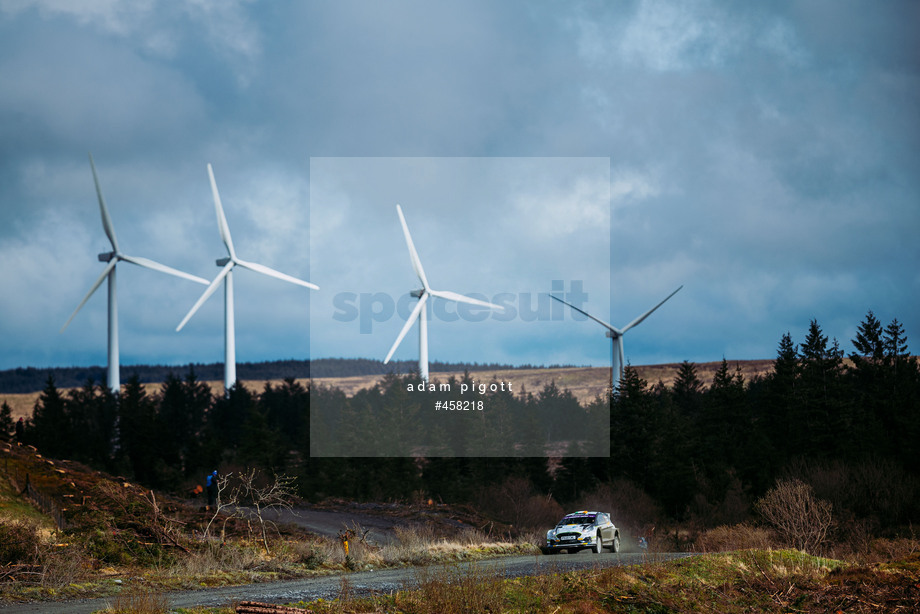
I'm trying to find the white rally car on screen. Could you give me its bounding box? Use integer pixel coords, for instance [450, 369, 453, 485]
[542, 510, 620, 554]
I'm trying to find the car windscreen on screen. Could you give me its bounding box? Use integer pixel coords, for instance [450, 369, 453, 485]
[560, 515, 595, 525]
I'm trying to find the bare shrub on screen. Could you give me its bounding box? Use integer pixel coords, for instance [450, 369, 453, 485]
[203, 469, 298, 555]
[234, 469, 297, 555]
[38, 546, 88, 589]
[695, 524, 774, 552]
[0, 520, 41, 564]
[784, 458, 919, 528]
[0, 521, 88, 588]
[867, 536, 920, 562]
[756, 479, 835, 553]
[203, 473, 237, 540]
[475, 476, 563, 532]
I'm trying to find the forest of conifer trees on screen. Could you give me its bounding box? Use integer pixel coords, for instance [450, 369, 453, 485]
[4, 311, 918, 535]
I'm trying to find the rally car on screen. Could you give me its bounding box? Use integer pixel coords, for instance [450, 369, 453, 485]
[542, 510, 620, 554]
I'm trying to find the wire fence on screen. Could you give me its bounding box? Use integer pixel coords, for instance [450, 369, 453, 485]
[7, 472, 68, 531]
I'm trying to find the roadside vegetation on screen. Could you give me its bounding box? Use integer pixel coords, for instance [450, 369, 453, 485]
[95, 548, 920, 613]
[288, 548, 920, 614]
[1, 310, 918, 611]
[0, 441, 535, 604]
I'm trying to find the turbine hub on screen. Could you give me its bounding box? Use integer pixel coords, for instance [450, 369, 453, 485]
[606, 330, 619, 339]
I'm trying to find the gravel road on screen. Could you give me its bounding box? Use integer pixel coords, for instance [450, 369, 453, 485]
[0, 551, 693, 613]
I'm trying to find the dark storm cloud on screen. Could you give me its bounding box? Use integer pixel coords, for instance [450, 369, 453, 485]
[0, 0, 916, 372]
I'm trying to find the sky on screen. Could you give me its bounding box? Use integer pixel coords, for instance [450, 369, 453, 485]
[0, 0, 917, 375]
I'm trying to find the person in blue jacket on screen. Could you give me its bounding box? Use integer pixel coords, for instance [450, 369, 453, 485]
[206, 470, 218, 510]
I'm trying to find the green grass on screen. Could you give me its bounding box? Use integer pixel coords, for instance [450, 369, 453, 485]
[0, 464, 55, 529]
[284, 549, 918, 614]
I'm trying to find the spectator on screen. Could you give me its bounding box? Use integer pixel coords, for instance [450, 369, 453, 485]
[206, 470, 218, 510]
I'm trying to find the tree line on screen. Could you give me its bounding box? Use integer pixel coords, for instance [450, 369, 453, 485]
[0, 358, 543, 393]
[5, 310, 918, 533]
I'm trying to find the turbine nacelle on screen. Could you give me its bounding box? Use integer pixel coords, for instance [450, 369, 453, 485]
[384, 204, 502, 381]
[552, 285, 682, 392]
[176, 163, 318, 391]
[61, 154, 209, 392]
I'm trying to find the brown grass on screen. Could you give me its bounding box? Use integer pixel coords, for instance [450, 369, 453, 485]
[695, 524, 775, 552]
[283, 549, 920, 614]
[105, 589, 169, 614]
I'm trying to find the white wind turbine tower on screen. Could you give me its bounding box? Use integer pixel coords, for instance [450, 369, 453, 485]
[176, 164, 319, 392]
[384, 204, 503, 382]
[61, 154, 210, 392]
[550, 285, 682, 392]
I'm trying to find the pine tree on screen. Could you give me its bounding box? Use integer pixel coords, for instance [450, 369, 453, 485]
[765, 332, 798, 458]
[27, 376, 68, 457]
[66, 380, 118, 470]
[159, 370, 213, 477]
[880, 318, 920, 472]
[0, 402, 13, 441]
[671, 361, 703, 420]
[853, 310, 884, 360]
[239, 405, 287, 470]
[609, 365, 659, 491]
[797, 320, 845, 456]
[119, 375, 161, 485]
[883, 318, 909, 361]
[847, 311, 889, 458]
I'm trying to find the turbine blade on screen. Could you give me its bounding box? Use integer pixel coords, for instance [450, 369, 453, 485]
[89, 153, 119, 253]
[60, 259, 117, 332]
[396, 204, 429, 290]
[384, 293, 428, 364]
[621, 285, 683, 333]
[208, 164, 236, 260]
[120, 254, 209, 285]
[428, 289, 503, 310]
[176, 263, 233, 331]
[549, 294, 619, 334]
[235, 259, 319, 290]
[619, 340, 625, 375]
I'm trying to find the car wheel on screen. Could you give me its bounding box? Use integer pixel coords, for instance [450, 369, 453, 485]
[594, 534, 603, 554]
[610, 534, 620, 553]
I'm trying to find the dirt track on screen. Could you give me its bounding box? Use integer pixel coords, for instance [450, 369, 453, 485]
[0, 551, 694, 613]
[255, 506, 405, 545]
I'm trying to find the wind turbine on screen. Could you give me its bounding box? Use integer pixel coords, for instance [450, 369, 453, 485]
[60, 154, 210, 392]
[384, 204, 503, 381]
[176, 164, 319, 392]
[550, 285, 682, 392]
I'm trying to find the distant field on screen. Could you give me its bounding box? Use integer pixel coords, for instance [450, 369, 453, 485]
[1, 360, 776, 421]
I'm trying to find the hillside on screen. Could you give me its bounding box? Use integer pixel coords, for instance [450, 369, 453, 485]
[0, 359, 775, 421]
